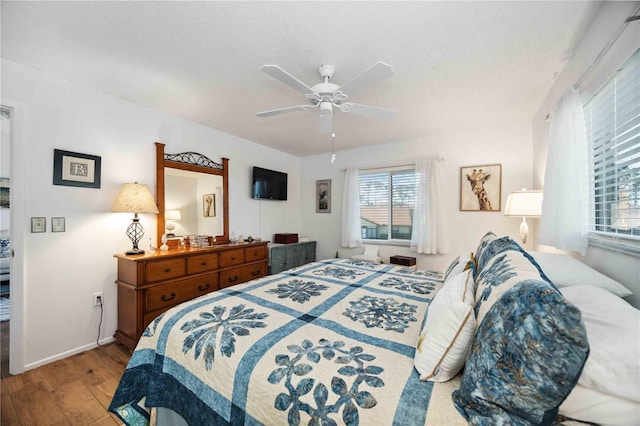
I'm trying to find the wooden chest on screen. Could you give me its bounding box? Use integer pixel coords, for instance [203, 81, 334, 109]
[390, 255, 417, 267]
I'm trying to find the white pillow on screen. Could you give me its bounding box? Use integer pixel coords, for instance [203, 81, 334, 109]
[560, 285, 640, 403]
[560, 384, 640, 426]
[530, 251, 631, 297]
[414, 269, 475, 382]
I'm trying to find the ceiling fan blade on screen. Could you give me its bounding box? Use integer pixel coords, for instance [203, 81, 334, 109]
[261, 65, 314, 95]
[340, 102, 396, 119]
[318, 110, 333, 134]
[339, 62, 394, 97]
[256, 104, 315, 117]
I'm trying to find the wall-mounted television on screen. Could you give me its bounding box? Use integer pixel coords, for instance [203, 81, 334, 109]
[252, 166, 288, 200]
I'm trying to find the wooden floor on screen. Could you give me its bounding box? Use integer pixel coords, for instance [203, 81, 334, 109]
[1, 338, 131, 426]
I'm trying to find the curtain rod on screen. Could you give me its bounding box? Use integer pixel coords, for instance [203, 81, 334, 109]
[340, 156, 444, 172]
[573, 4, 640, 90]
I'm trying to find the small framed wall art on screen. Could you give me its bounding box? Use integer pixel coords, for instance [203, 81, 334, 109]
[53, 149, 102, 188]
[31, 217, 46, 233]
[203, 193, 216, 217]
[460, 164, 502, 212]
[316, 179, 331, 213]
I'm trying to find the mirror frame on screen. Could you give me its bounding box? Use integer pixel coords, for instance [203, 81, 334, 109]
[155, 142, 229, 247]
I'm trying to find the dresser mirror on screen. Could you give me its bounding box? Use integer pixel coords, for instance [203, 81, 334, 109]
[155, 142, 229, 247]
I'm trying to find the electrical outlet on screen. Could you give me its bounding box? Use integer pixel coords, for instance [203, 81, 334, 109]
[93, 292, 104, 307]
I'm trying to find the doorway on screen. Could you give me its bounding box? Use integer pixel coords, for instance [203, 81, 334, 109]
[0, 106, 11, 376]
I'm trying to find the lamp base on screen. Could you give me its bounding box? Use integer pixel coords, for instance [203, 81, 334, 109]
[519, 217, 529, 246]
[125, 248, 145, 255]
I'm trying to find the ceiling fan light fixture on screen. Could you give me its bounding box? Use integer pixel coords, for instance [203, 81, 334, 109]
[320, 101, 333, 117]
[257, 62, 395, 134]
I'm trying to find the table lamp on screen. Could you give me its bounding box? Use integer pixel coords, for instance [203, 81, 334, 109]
[165, 210, 182, 237]
[112, 182, 159, 255]
[504, 189, 543, 245]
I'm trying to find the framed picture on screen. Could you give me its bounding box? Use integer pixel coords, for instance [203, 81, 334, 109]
[51, 217, 66, 233]
[53, 149, 101, 188]
[460, 164, 502, 211]
[31, 217, 46, 233]
[0, 178, 9, 209]
[203, 193, 216, 217]
[316, 179, 331, 213]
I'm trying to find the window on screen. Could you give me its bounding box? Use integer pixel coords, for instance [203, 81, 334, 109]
[584, 48, 640, 242]
[358, 168, 416, 242]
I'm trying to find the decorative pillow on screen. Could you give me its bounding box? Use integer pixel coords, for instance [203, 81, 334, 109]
[473, 231, 497, 272]
[560, 285, 640, 403]
[443, 253, 475, 283]
[531, 251, 631, 298]
[473, 237, 550, 324]
[414, 269, 476, 382]
[453, 237, 589, 425]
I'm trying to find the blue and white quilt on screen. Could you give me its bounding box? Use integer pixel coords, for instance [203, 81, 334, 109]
[109, 258, 445, 426]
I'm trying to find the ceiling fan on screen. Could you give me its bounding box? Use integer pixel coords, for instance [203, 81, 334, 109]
[256, 62, 396, 133]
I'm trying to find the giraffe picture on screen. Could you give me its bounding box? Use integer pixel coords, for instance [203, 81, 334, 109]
[460, 164, 502, 211]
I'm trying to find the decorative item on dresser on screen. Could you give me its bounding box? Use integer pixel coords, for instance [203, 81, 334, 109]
[269, 240, 316, 274]
[113, 241, 269, 350]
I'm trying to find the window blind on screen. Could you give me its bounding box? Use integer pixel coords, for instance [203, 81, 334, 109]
[584, 48, 640, 240]
[358, 169, 416, 241]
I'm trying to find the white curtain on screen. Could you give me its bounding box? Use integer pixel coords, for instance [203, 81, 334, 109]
[341, 168, 362, 248]
[411, 158, 448, 254]
[539, 87, 589, 255]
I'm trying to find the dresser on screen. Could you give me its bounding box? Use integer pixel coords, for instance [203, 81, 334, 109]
[269, 241, 316, 274]
[114, 241, 268, 350]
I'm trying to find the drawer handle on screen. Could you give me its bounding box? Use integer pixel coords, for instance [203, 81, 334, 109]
[199, 283, 211, 292]
[228, 276, 238, 283]
[161, 292, 176, 302]
[251, 270, 261, 276]
[164, 268, 171, 273]
[200, 262, 207, 266]
[231, 257, 236, 261]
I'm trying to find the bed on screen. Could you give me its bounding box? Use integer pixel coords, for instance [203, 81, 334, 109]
[109, 233, 640, 425]
[109, 258, 447, 425]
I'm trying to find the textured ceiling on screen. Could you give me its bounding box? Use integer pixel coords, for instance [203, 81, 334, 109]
[1, 1, 600, 156]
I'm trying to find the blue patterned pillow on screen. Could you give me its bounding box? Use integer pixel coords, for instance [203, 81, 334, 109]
[454, 237, 589, 425]
[473, 232, 497, 273]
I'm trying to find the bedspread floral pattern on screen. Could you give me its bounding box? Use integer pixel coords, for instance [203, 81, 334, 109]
[180, 304, 269, 370]
[268, 338, 383, 425]
[343, 295, 417, 333]
[265, 279, 329, 303]
[378, 276, 437, 294]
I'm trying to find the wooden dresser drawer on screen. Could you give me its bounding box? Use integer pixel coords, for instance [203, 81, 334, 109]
[146, 273, 219, 312]
[146, 259, 186, 282]
[246, 246, 267, 262]
[187, 253, 219, 274]
[219, 261, 268, 289]
[219, 248, 245, 267]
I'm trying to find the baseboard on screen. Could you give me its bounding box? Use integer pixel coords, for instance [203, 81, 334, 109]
[23, 336, 116, 372]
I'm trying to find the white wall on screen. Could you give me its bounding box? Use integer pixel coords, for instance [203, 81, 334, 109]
[3, 59, 300, 372]
[532, 1, 640, 308]
[300, 124, 535, 272]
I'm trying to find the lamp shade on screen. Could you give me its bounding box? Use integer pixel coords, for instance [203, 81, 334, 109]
[112, 183, 159, 214]
[165, 210, 182, 221]
[504, 190, 543, 217]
